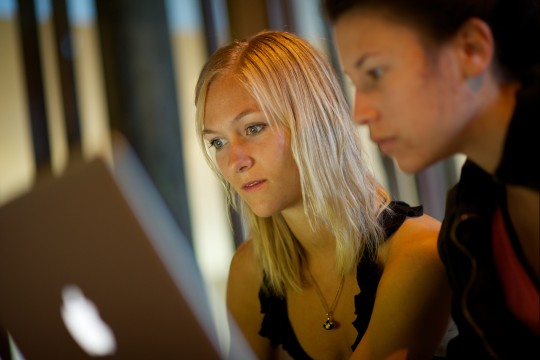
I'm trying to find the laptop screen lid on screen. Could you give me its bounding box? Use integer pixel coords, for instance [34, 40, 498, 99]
[0, 138, 254, 359]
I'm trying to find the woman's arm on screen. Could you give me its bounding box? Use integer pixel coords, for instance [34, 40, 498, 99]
[227, 240, 275, 360]
[351, 214, 452, 360]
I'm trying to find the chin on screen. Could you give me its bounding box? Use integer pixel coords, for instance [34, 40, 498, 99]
[249, 205, 279, 219]
[394, 156, 432, 174]
[253, 210, 279, 218]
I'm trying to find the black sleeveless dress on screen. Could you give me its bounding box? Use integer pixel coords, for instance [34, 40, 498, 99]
[258, 201, 423, 359]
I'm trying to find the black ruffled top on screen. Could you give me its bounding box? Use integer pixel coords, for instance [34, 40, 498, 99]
[258, 201, 423, 359]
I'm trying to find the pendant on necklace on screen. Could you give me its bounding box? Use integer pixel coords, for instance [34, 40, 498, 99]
[323, 313, 336, 330]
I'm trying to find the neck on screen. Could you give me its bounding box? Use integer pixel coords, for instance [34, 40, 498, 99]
[281, 208, 336, 262]
[461, 81, 520, 174]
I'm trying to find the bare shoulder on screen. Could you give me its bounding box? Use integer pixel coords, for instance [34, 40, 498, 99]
[382, 213, 442, 266]
[395, 213, 440, 239]
[227, 239, 263, 303]
[360, 214, 451, 360]
[227, 240, 274, 358]
[229, 239, 261, 280]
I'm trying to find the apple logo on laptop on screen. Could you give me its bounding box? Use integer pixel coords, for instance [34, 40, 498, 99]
[61, 285, 117, 356]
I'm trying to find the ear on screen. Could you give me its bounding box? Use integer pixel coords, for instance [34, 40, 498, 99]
[452, 18, 495, 78]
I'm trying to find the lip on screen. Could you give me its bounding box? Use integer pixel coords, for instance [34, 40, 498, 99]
[372, 137, 397, 154]
[241, 179, 267, 191]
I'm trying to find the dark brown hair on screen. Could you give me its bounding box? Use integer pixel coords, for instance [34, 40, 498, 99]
[323, 0, 540, 84]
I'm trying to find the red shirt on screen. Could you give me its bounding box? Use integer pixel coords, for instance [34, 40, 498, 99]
[492, 207, 540, 335]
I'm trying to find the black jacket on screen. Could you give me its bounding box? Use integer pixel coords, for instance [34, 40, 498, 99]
[438, 79, 540, 359]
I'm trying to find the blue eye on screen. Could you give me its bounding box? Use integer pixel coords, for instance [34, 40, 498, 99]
[246, 124, 266, 136]
[209, 138, 226, 150]
[367, 67, 384, 80]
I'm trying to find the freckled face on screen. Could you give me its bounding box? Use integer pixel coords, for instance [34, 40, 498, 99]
[202, 74, 303, 218]
[333, 10, 471, 173]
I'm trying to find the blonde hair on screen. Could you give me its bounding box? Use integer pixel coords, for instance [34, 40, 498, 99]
[195, 31, 390, 296]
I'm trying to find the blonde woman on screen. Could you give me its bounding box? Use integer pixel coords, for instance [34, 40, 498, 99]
[195, 31, 453, 360]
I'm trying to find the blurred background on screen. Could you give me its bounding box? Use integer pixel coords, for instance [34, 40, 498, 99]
[0, 0, 464, 352]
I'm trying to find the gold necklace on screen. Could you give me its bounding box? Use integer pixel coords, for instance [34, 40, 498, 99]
[306, 268, 345, 330]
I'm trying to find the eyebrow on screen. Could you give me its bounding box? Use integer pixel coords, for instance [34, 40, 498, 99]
[354, 52, 378, 69]
[202, 109, 259, 135]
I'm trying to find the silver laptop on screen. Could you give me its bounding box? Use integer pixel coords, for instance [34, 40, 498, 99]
[0, 138, 254, 359]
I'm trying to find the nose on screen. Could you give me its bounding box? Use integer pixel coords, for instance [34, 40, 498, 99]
[353, 92, 378, 125]
[228, 140, 253, 173]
